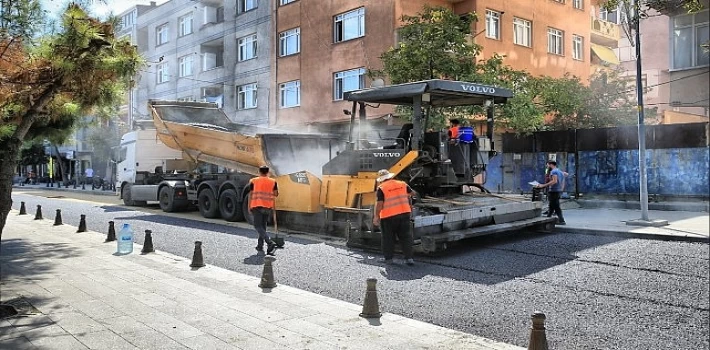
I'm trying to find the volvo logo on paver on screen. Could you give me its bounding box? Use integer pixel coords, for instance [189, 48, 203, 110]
[373, 152, 401, 157]
[460, 84, 496, 94]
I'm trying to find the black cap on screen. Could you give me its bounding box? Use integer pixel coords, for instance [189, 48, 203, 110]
[259, 165, 269, 172]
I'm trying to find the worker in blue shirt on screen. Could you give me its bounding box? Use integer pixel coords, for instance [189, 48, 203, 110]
[536, 161, 566, 225]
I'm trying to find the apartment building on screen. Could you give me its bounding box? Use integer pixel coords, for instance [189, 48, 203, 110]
[271, 0, 597, 127]
[120, 0, 272, 126]
[595, 2, 709, 121]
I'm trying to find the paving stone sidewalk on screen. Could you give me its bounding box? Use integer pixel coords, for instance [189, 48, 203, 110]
[556, 208, 709, 242]
[0, 211, 524, 350]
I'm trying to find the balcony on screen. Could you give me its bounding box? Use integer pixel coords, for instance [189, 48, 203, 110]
[591, 17, 621, 48]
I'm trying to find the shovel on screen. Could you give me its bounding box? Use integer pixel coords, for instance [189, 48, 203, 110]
[272, 208, 285, 248]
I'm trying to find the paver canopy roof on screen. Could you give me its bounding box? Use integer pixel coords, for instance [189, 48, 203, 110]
[344, 79, 513, 107]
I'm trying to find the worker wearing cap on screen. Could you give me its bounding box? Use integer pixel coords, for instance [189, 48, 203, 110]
[248, 165, 279, 255]
[373, 169, 415, 265]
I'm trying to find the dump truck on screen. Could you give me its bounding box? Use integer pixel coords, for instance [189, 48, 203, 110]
[118, 79, 555, 253]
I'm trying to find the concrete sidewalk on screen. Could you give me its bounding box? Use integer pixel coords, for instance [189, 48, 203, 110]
[12, 184, 117, 197]
[0, 211, 524, 350]
[556, 208, 709, 243]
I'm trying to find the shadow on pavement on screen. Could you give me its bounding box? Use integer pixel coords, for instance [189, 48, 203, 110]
[347, 229, 627, 285]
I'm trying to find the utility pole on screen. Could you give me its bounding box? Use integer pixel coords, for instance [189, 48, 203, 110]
[627, 0, 668, 227]
[633, 1, 649, 221]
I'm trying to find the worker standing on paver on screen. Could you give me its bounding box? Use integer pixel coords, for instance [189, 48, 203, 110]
[373, 169, 415, 265]
[536, 161, 566, 225]
[249, 165, 279, 255]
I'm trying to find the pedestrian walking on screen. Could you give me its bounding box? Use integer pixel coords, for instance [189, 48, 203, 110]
[249, 165, 279, 255]
[373, 169, 415, 266]
[536, 161, 566, 225]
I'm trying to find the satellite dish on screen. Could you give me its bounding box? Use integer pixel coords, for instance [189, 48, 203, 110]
[371, 79, 385, 88]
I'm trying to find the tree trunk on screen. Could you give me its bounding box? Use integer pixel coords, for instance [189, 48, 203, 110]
[0, 137, 21, 240]
[53, 145, 68, 185]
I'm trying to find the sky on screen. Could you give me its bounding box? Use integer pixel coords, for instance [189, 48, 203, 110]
[40, 0, 169, 19]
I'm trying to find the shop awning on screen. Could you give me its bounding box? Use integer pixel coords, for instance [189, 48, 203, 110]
[591, 43, 620, 65]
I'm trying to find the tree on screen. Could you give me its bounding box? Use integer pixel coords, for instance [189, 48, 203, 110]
[19, 142, 47, 174]
[0, 3, 142, 238]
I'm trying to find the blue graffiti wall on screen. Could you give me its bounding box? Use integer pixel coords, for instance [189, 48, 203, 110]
[485, 148, 709, 197]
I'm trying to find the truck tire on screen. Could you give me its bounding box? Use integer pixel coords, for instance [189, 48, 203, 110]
[219, 189, 245, 222]
[159, 186, 177, 212]
[122, 184, 135, 206]
[198, 189, 220, 218]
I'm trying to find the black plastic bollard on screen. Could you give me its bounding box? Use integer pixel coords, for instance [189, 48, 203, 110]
[527, 312, 549, 350]
[105, 221, 116, 242]
[141, 230, 154, 254]
[53, 209, 63, 226]
[19, 202, 26, 215]
[34, 205, 43, 220]
[76, 214, 87, 233]
[359, 278, 382, 318]
[189, 241, 205, 268]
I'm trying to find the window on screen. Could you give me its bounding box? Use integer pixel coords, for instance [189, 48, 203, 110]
[279, 28, 300, 56]
[179, 13, 193, 37]
[177, 96, 194, 102]
[280, 80, 300, 108]
[179, 55, 193, 77]
[333, 68, 365, 101]
[238, 0, 257, 13]
[217, 6, 224, 23]
[157, 62, 169, 83]
[485, 10, 501, 40]
[238, 34, 257, 61]
[513, 18, 532, 47]
[280, 0, 297, 5]
[672, 10, 710, 69]
[334, 8, 365, 43]
[600, 6, 627, 24]
[237, 83, 258, 110]
[573, 0, 583, 10]
[121, 10, 136, 29]
[156, 23, 169, 45]
[572, 35, 583, 60]
[548, 27, 564, 55]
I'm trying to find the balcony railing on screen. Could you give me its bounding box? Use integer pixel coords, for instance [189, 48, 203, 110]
[591, 17, 621, 47]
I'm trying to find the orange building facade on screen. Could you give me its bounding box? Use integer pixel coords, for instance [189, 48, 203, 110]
[271, 0, 601, 126]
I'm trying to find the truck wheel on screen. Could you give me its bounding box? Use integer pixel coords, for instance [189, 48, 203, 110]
[122, 184, 135, 206]
[159, 186, 177, 212]
[242, 196, 253, 225]
[198, 189, 220, 218]
[219, 189, 245, 222]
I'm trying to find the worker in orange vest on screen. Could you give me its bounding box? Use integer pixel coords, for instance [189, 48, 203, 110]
[373, 169, 415, 266]
[249, 165, 279, 255]
[448, 119, 461, 142]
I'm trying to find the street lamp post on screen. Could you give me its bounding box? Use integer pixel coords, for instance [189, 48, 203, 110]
[627, 1, 668, 227]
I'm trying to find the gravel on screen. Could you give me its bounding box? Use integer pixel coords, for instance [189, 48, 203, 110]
[8, 191, 710, 350]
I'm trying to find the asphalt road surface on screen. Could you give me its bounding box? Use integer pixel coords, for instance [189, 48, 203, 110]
[8, 189, 710, 350]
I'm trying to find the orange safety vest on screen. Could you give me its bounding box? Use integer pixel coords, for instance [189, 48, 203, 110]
[249, 176, 276, 210]
[378, 180, 412, 219]
[449, 126, 460, 140]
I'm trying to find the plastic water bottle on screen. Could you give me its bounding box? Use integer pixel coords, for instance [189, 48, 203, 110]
[117, 223, 134, 255]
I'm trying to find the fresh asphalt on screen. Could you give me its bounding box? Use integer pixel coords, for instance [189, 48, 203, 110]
[8, 191, 710, 350]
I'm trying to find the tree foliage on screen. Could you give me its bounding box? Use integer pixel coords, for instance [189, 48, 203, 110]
[19, 142, 46, 166]
[373, 6, 655, 134]
[0, 3, 143, 237]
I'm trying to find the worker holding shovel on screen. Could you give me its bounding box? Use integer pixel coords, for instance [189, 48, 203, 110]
[249, 165, 279, 255]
